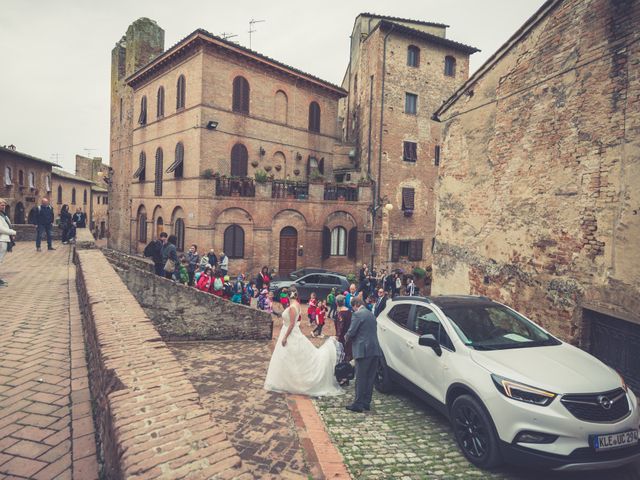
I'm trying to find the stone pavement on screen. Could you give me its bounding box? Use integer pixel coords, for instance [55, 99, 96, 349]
[0, 242, 98, 480]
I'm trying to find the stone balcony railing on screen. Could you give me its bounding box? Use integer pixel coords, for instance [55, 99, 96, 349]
[213, 177, 370, 203]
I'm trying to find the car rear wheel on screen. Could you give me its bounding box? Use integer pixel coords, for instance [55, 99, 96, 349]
[374, 355, 394, 393]
[450, 395, 502, 469]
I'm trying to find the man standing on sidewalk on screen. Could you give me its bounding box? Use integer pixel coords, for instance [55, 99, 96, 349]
[33, 198, 55, 252]
[0, 198, 17, 287]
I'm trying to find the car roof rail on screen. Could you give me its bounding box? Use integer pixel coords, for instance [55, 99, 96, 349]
[390, 295, 432, 304]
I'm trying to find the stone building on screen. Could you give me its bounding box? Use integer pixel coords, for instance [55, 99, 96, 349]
[52, 168, 93, 219]
[432, 0, 639, 389]
[0, 145, 56, 224]
[75, 154, 110, 237]
[92, 184, 109, 238]
[109, 19, 371, 276]
[339, 14, 478, 273]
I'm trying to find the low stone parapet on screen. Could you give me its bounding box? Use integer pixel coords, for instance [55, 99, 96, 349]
[103, 249, 273, 341]
[74, 248, 251, 479]
[12, 223, 62, 241]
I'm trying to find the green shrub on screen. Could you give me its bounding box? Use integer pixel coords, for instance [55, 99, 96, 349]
[201, 169, 214, 179]
[346, 273, 357, 284]
[254, 169, 268, 184]
[413, 267, 426, 279]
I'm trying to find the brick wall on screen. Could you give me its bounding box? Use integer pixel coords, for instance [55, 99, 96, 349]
[74, 245, 251, 478]
[433, 0, 640, 343]
[103, 248, 273, 341]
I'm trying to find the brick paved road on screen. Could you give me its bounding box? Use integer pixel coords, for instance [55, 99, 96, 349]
[0, 242, 98, 480]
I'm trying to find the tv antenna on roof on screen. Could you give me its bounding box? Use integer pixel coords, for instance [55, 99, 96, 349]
[248, 18, 265, 50]
[220, 32, 238, 41]
[83, 148, 97, 158]
[50, 153, 62, 163]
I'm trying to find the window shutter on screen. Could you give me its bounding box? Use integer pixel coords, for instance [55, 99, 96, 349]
[231, 144, 248, 177]
[391, 240, 400, 262]
[402, 188, 415, 211]
[318, 157, 325, 175]
[138, 96, 147, 125]
[408, 240, 423, 261]
[306, 156, 311, 177]
[322, 226, 330, 259]
[347, 227, 357, 259]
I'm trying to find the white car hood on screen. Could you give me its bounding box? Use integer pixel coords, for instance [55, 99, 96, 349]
[470, 343, 622, 394]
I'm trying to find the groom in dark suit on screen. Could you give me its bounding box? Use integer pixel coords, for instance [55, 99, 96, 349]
[344, 296, 382, 413]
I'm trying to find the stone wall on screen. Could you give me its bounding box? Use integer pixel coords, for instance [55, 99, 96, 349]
[103, 248, 273, 341]
[74, 245, 250, 479]
[13, 223, 62, 241]
[433, 0, 640, 343]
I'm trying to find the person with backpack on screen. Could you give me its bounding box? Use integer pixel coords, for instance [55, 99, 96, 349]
[219, 251, 229, 276]
[33, 197, 55, 252]
[326, 288, 337, 320]
[0, 198, 17, 287]
[59, 204, 73, 244]
[232, 274, 244, 303]
[144, 232, 166, 276]
[212, 271, 224, 297]
[255, 266, 271, 291]
[186, 244, 200, 286]
[197, 266, 214, 293]
[222, 275, 233, 299]
[161, 234, 179, 280]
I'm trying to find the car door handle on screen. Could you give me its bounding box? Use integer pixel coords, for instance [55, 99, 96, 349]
[406, 340, 414, 349]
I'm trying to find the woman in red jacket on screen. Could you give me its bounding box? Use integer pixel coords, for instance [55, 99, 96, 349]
[197, 266, 214, 293]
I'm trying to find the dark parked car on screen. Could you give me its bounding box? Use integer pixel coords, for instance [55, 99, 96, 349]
[270, 272, 349, 302]
[274, 267, 328, 281]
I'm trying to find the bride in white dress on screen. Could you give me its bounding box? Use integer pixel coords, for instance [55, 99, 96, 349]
[264, 287, 344, 396]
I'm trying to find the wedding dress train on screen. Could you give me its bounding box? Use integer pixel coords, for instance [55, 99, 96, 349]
[264, 305, 344, 396]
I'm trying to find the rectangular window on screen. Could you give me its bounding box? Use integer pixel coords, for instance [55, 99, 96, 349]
[403, 141, 417, 162]
[405, 93, 417, 115]
[435, 145, 441, 166]
[399, 240, 410, 257]
[401, 188, 415, 211]
[391, 239, 423, 261]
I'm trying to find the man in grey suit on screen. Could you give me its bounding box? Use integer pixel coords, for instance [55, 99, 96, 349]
[344, 296, 383, 413]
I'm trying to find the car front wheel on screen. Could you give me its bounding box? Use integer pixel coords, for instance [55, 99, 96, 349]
[450, 395, 502, 469]
[374, 355, 394, 393]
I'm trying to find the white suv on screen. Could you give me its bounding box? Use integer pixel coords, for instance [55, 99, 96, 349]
[375, 295, 640, 471]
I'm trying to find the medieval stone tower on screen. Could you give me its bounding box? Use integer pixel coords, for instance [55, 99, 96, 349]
[108, 18, 164, 251]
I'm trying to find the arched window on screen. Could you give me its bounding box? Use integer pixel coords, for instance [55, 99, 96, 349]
[83, 189, 87, 205]
[157, 86, 165, 117]
[224, 224, 244, 259]
[166, 142, 184, 178]
[176, 75, 186, 109]
[45, 175, 51, 192]
[407, 45, 420, 67]
[444, 56, 456, 77]
[4, 166, 12, 186]
[18, 170, 24, 186]
[97, 196, 100, 205]
[232, 76, 250, 114]
[138, 213, 147, 243]
[308, 101, 321, 132]
[274, 90, 288, 123]
[174, 218, 185, 251]
[154, 148, 163, 196]
[138, 95, 147, 125]
[28, 172, 35, 188]
[330, 226, 347, 256]
[230, 143, 248, 177]
[57, 185, 62, 204]
[71, 188, 76, 205]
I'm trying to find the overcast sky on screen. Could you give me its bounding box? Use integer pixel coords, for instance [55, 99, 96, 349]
[0, 0, 545, 172]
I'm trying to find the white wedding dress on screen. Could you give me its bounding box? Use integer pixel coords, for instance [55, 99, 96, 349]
[264, 304, 344, 396]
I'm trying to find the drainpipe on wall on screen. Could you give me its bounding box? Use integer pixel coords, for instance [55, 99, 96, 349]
[370, 24, 394, 272]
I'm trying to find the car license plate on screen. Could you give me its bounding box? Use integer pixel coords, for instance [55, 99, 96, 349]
[591, 429, 639, 451]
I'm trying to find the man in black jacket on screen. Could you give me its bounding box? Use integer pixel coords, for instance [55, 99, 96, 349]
[33, 198, 55, 251]
[373, 288, 388, 318]
[144, 232, 167, 275]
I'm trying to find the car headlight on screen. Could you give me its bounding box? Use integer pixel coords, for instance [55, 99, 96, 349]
[491, 374, 557, 406]
[617, 371, 628, 393]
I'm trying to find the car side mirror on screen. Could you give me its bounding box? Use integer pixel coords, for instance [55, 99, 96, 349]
[297, 280, 306, 285]
[290, 274, 298, 280]
[419, 334, 442, 357]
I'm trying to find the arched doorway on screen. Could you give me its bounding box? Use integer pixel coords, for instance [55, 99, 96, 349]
[4, 205, 10, 222]
[279, 226, 298, 277]
[14, 202, 25, 224]
[156, 217, 164, 239]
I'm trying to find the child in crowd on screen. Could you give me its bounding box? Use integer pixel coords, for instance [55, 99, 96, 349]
[257, 288, 268, 310]
[280, 287, 290, 308]
[365, 295, 376, 312]
[326, 288, 336, 320]
[231, 274, 244, 303]
[178, 258, 189, 285]
[406, 277, 417, 296]
[311, 300, 327, 338]
[307, 292, 318, 326]
[265, 291, 275, 313]
[212, 271, 224, 297]
[345, 284, 356, 311]
[242, 282, 254, 306]
[223, 275, 233, 300]
[196, 266, 214, 293]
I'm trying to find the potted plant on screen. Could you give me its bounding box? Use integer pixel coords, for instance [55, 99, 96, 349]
[293, 168, 300, 176]
[254, 169, 268, 184]
[251, 160, 259, 168]
[264, 165, 273, 172]
[274, 164, 282, 171]
[309, 171, 324, 184]
[201, 169, 215, 179]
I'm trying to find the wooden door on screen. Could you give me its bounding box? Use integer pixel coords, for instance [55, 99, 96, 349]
[279, 227, 298, 277]
[156, 217, 164, 238]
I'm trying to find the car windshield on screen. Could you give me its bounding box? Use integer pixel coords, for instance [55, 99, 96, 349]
[440, 304, 561, 351]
